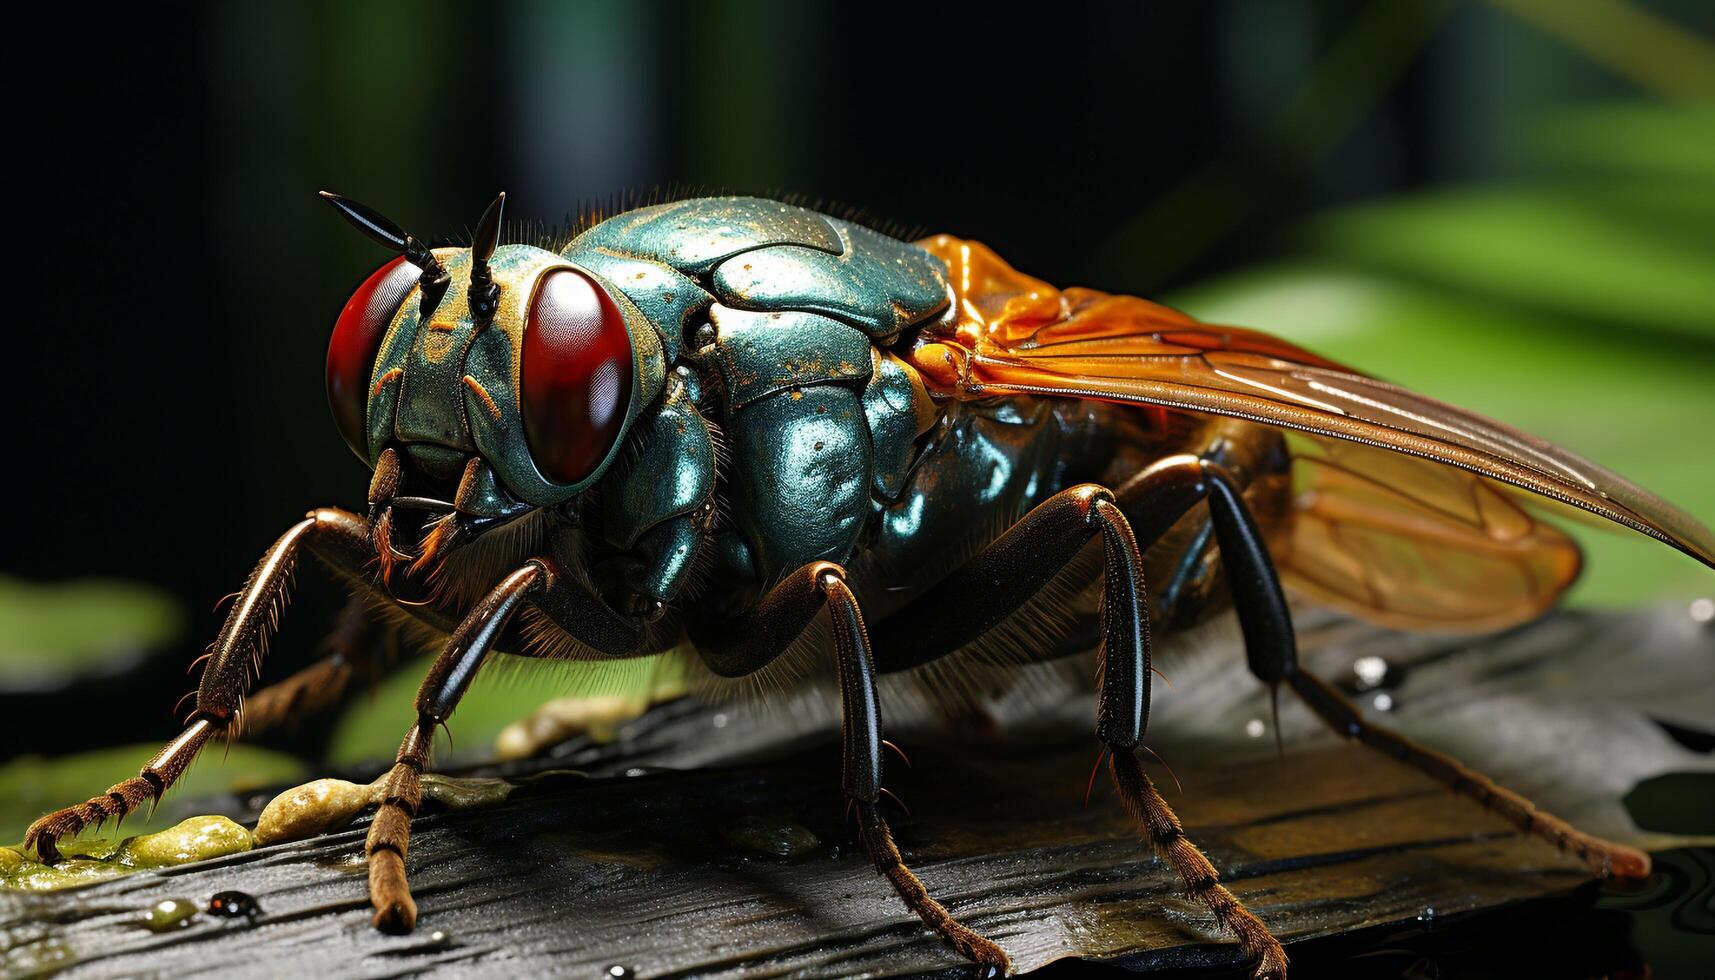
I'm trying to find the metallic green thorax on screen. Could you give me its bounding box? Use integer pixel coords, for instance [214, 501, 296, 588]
[562, 198, 953, 596]
[597, 368, 718, 603]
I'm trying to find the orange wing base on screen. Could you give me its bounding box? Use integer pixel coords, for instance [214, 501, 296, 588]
[909, 235, 1710, 631]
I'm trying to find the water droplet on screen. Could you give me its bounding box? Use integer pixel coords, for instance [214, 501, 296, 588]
[1373, 693, 1395, 712]
[1353, 655, 1390, 690]
[144, 898, 198, 932]
[1245, 718, 1266, 738]
[206, 890, 260, 921]
[1417, 905, 1437, 923]
[712, 713, 729, 729]
[720, 815, 822, 859]
[1689, 597, 1714, 625]
[605, 966, 635, 979]
[624, 767, 648, 778]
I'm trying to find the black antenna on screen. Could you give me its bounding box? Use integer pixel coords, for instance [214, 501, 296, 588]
[319, 190, 450, 290]
[467, 192, 506, 320]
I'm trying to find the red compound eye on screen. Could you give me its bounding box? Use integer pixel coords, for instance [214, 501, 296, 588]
[521, 268, 633, 486]
[327, 256, 418, 461]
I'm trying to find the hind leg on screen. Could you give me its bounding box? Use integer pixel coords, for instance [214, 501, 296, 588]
[869, 483, 1286, 978]
[1186, 458, 1649, 878]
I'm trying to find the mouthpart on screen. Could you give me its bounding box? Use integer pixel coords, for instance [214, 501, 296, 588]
[367, 446, 532, 582]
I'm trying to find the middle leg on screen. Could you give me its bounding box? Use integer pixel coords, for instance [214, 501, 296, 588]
[694, 563, 1010, 970]
[1088, 494, 1287, 980]
[239, 597, 402, 737]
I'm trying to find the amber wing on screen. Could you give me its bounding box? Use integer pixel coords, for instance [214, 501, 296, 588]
[908, 235, 1714, 631]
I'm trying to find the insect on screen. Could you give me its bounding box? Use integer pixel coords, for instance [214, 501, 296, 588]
[26, 192, 1713, 979]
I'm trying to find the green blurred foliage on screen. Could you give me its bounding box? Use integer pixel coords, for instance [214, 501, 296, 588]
[1312, 187, 1713, 341]
[0, 576, 181, 689]
[326, 653, 680, 766]
[1172, 102, 1715, 607]
[1308, 105, 1715, 342]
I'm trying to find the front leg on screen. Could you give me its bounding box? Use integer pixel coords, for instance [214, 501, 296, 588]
[24, 507, 373, 863]
[364, 561, 549, 932]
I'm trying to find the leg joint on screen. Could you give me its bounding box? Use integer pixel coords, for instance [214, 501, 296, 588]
[1089, 494, 1122, 524]
[1196, 457, 1238, 487]
[810, 561, 847, 592]
[523, 558, 557, 593]
[381, 795, 419, 816]
[1183, 870, 1220, 895]
[1071, 483, 1116, 524]
[1198, 460, 1250, 512]
[394, 720, 437, 767]
[1149, 823, 1183, 847]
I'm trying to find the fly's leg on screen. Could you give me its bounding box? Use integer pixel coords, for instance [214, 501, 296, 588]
[24, 508, 374, 864]
[693, 564, 1010, 972]
[829, 577, 1012, 971]
[1088, 496, 1287, 980]
[239, 597, 399, 737]
[873, 483, 1286, 980]
[1289, 673, 1649, 876]
[1190, 461, 1652, 879]
[364, 561, 548, 933]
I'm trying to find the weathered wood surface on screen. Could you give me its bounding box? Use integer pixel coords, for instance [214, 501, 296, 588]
[3, 604, 1711, 979]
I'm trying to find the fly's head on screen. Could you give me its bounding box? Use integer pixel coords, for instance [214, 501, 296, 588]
[322, 191, 665, 584]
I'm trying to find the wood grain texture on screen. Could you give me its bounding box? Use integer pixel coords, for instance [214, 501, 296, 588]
[3, 604, 1711, 979]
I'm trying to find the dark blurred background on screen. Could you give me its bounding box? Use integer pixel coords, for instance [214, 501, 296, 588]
[4, 0, 1711, 862]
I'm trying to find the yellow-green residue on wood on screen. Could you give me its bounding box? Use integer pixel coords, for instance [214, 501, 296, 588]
[2, 815, 252, 891]
[254, 772, 515, 846]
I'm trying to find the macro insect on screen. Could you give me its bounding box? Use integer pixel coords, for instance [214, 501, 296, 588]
[25, 192, 1714, 979]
